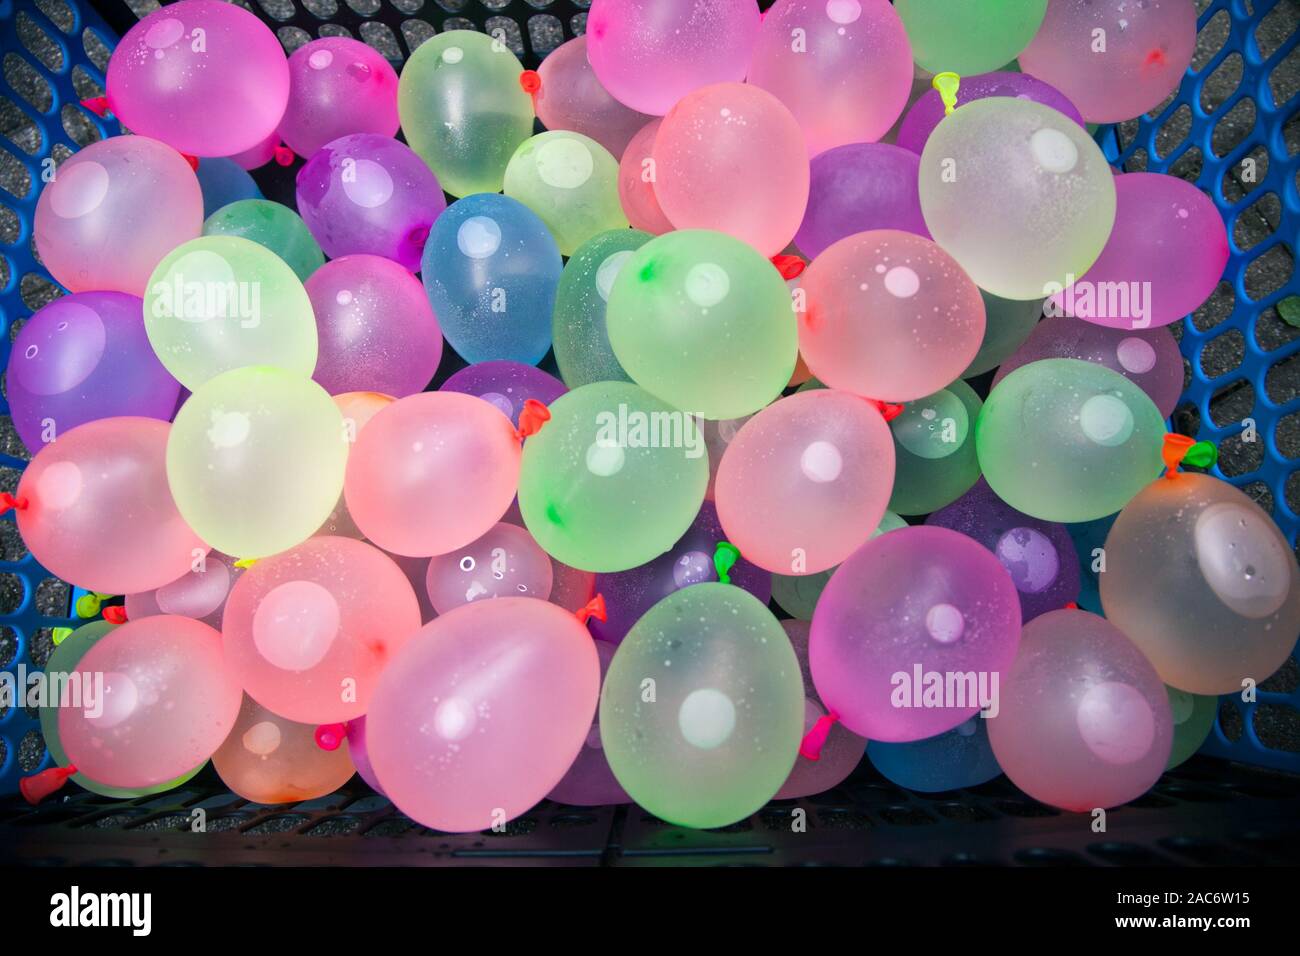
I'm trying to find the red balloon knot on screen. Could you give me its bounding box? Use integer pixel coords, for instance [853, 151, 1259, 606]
[515, 398, 551, 442]
[519, 70, 541, 95]
[576, 594, 607, 626]
[102, 606, 128, 625]
[770, 254, 806, 280]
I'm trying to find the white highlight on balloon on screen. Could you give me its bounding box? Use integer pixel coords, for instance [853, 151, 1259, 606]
[1079, 393, 1135, 446]
[456, 216, 502, 259]
[925, 603, 965, 644]
[536, 138, 595, 190]
[1030, 127, 1079, 174]
[685, 262, 731, 308]
[678, 688, 736, 750]
[800, 440, 843, 483]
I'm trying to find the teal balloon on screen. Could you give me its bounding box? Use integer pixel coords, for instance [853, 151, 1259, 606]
[203, 199, 325, 282]
[888, 379, 983, 516]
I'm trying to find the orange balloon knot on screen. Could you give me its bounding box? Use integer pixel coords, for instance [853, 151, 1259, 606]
[102, 605, 128, 625]
[575, 593, 607, 626]
[519, 70, 541, 95]
[515, 398, 552, 442]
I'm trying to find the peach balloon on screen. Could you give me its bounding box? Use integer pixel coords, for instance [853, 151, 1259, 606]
[315, 391, 396, 540]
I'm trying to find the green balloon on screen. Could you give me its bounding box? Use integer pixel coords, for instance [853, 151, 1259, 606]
[896, 0, 1048, 75]
[975, 358, 1165, 522]
[552, 229, 651, 389]
[888, 379, 983, 516]
[398, 30, 535, 198]
[1167, 687, 1217, 769]
[203, 199, 324, 282]
[39, 621, 204, 798]
[962, 290, 1042, 379]
[518, 381, 708, 572]
[771, 511, 906, 619]
[606, 230, 797, 419]
[600, 584, 804, 829]
[504, 131, 628, 256]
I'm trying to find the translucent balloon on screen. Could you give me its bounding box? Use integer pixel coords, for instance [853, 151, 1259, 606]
[224, 130, 280, 171]
[167, 366, 347, 558]
[747, 0, 913, 154]
[307, 255, 442, 398]
[606, 230, 797, 419]
[1050, 172, 1230, 330]
[810, 525, 1022, 741]
[345, 716, 384, 794]
[976, 359, 1166, 522]
[601, 584, 803, 828]
[105, 0, 289, 157]
[888, 379, 983, 516]
[799, 229, 985, 401]
[927, 479, 1081, 622]
[126, 551, 244, 630]
[7, 292, 180, 454]
[194, 158, 261, 219]
[440, 360, 567, 429]
[421, 193, 562, 366]
[279, 37, 400, 160]
[314, 390, 395, 540]
[1019, 0, 1197, 123]
[34, 135, 202, 295]
[586, 0, 761, 115]
[17, 417, 207, 594]
[397, 30, 535, 198]
[535, 35, 652, 158]
[987, 609, 1173, 811]
[548, 640, 632, 806]
[213, 695, 356, 803]
[424, 522, 554, 614]
[715, 389, 895, 574]
[589, 500, 771, 644]
[367, 598, 600, 832]
[868, 716, 1002, 793]
[993, 315, 1183, 418]
[344, 391, 522, 557]
[553, 229, 651, 388]
[895, 0, 1048, 76]
[1166, 687, 1217, 769]
[960, 291, 1043, 379]
[58, 615, 242, 789]
[144, 235, 318, 390]
[770, 511, 907, 620]
[918, 98, 1117, 300]
[794, 143, 929, 260]
[1101, 472, 1300, 695]
[776, 619, 867, 800]
[517, 382, 709, 572]
[203, 199, 325, 282]
[296, 133, 446, 271]
[617, 119, 674, 235]
[652, 83, 808, 256]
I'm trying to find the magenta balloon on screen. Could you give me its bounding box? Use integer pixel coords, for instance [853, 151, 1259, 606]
[367, 597, 600, 832]
[535, 36, 652, 159]
[279, 38, 400, 160]
[992, 315, 1183, 418]
[617, 119, 674, 235]
[307, 255, 442, 397]
[440, 360, 568, 429]
[7, 292, 180, 453]
[296, 133, 446, 271]
[58, 615, 241, 788]
[424, 521, 554, 614]
[715, 389, 895, 575]
[810, 525, 1022, 741]
[34, 135, 202, 295]
[548, 640, 632, 806]
[222, 536, 422, 724]
[794, 143, 929, 259]
[345, 715, 385, 795]
[1050, 172, 1229, 330]
[16, 417, 208, 594]
[343, 391, 522, 556]
[106, 0, 289, 157]
[126, 551, 243, 630]
[224, 130, 280, 170]
[896, 71, 1085, 156]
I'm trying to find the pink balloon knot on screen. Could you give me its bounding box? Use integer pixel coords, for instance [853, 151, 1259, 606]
[0, 492, 28, 515]
[315, 723, 348, 751]
[20, 765, 77, 805]
[515, 398, 551, 442]
[273, 143, 296, 167]
[799, 711, 839, 761]
[519, 70, 541, 95]
[576, 593, 607, 626]
[771, 254, 806, 280]
[102, 605, 128, 625]
[870, 399, 906, 423]
[80, 96, 111, 118]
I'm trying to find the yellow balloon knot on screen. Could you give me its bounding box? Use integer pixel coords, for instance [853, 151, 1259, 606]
[74, 592, 113, 618]
[51, 627, 73, 646]
[233, 557, 259, 569]
[933, 72, 961, 115]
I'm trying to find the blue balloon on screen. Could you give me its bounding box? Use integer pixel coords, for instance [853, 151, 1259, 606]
[868, 717, 1002, 792]
[421, 193, 562, 366]
[194, 158, 262, 219]
[1067, 512, 1117, 614]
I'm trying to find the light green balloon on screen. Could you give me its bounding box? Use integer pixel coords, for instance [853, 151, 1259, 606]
[504, 131, 628, 256]
[975, 358, 1165, 523]
[771, 511, 906, 620]
[398, 30, 535, 198]
[606, 230, 797, 420]
[518, 381, 708, 573]
[167, 366, 347, 559]
[203, 199, 324, 282]
[39, 621, 204, 799]
[144, 235, 318, 391]
[889, 379, 983, 516]
[962, 290, 1042, 378]
[552, 229, 650, 388]
[896, 0, 1048, 75]
[1167, 686, 1217, 769]
[600, 584, 804, 829]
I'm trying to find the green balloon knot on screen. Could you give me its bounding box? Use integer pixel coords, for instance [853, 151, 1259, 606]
[714, 542, 740, 584]
[1184, 440, 1218, 469]
[51, 627, 73, 646]
[74, 592, 113, 619]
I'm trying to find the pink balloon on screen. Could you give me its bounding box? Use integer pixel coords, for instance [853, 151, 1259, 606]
[34, 136, 202, 295]
[799, 229, 986, 401]
[715, 389, 895, 574]
[16, 417, 209, 594]
[345, 715, 385, 795]
[617, 119, 674, 235]
[223, 130, 281, 170]
[343, 392, 522, 557]
[548, 640, 632, 806]
[126, 551, 244, 630]
[367, 598, 600, 832]
[58, 615, 241, 789]
[653, 82, 809, 255]
[535, 36, 652, 159]
[106, 0, 290, 157]
[279, 37, 400, 160]
[222, 536, 422, 724]
[810, 525, 1022, 742]
[425, 521, 554, 614]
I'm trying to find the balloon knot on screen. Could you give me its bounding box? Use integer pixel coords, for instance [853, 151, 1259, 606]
[1064, 601, 1079, 610]
[20, 765, 77, 805]
[799, 711, 839, 761]
[233, 557, 259, 569]
[576, 593, 607, 626]
[315, 723, 348, 751]
[102, 605, 128, 625]
[80, 96, 111, 118]
[519, 70, 541, 95]
[870, 399, 906, 422]
[515, 399, 551, 442]
[713, 541, 740, 584]
[51, 627, 73, 646]
[273, 143, 296, 166]
[932, 72, 961, 115]
[770, 254, 806, 280]
[74, 592, 112, 619]
[180, 153, 200, 172]
[1162, 433, 1216, 478]
[0, 492, 28, 515]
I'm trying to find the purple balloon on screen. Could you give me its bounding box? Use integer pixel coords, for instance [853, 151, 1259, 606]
[7, 292, 180, 452]
[547, 641, 631, 806]
[589, 500, 772, 644]
[794, 143, 929, 260]
[346, 716, 385, 796]
[125, 551, 244, 630]
[927, 479, 1080, 623]
[896, 72, 1085, 156]
[296, 133, 446, 271]
[439, 360, 568, 428]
